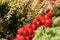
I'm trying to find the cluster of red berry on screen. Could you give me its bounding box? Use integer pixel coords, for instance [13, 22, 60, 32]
[14, 11, 53, 40]
[14, 23, 35, 40]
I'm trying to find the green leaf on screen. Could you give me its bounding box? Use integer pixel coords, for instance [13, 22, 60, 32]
[32, 26, 44, 40]
[53, 17, 60, 26]
[53, 6, 60, 16]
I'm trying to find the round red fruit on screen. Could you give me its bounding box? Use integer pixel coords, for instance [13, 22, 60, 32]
[14, 38, 19, 40]
[31, 23, 37, 30]
[37, 14, 44, 21]
[32, 18, 38, 24]
[17, 28, 23, 34]
[24, 23, 31, 28]
[41, 18, 45, 24]
[14, 36, 25, 40]
[44, 11, 53, 19]
[29, 34, 34, 38]
[33, 30, 35, 33]
[19, 36, 26, 40]
[35, 21, 41, 27]
[22, 29, 28, 35]
[26, 28, 33, 35]
[16, 34, 20, 38]
[44, 18, 52, 27]
[25, 36, 30, 40]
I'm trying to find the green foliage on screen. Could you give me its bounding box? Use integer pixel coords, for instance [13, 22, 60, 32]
[53, 6, 60, 16]
[1, 0, 59, 40]
[33, 16, 60, 40]
[53, 17, 60, 26]
[0, 2, 10, 34]
[0, 2, 10, 17]
[32, 26, 44, 40]
[0, 0, 44, 40]
[32, 26, 60, 40]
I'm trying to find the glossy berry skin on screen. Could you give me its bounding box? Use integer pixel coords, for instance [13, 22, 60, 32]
[33, 30, 35, 33]
[19, 36, 26, 40]
[37, 14, 44, 21]
[16, 34, 20, 38]
[32, 18, 41, 27]
[25, 36, 30, 40]
[17, 28, 23, 34]
[31, 23, 37, 30]
[44, 18, 52, 27]
[40, 17, 45, 24]
[24, 23, 31, 28]
[22, 29, 28, 35]
[26, 28, 33, 35]
[35, 21, 41, 27]
[29, 34, 34, 38]
[14, 38, 19, 40]
[32, 18, 38, 24]
[14, 36, 25, 40]
[44, 11, 53, 19]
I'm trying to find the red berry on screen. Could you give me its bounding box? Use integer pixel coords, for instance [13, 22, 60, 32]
[25, 36, 30, 40]
[16, 34, 20, 38]
[37, 14, 44, 21]
[32, 18, 42, 27]
[41, 18, 45, 24]
[33, 30, 35, 33]
[31, 23, 37, 30]
[32, 18, 38, 24]
[19, 36, 26, 40]
[26, 28, 33, 35]
[44, 11, 53, 19]
[22, 29, 28, 35]
[14, 36, 25, 40]
[17, 28, 23, 34]
[29, 34, 34, 38]
[44, 18, 52, 27]
[35, 21, 41, 27]
[14, 38, 19, 40]
[24, 23, 31, 28]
